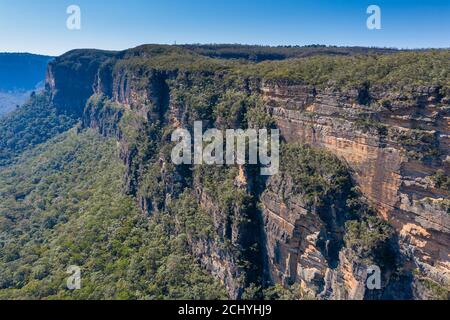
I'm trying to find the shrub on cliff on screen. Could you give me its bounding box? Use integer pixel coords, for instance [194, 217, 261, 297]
[389, 129, 441, 161]
[235, 50, 450, 89]
[344, 216, 396, 265]
[169, 191, 214, 241]
[280, 143, 354, 208]
[431, 169, 450, 191]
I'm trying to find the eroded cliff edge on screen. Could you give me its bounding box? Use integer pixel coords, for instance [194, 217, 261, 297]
[45, 46, 449, 299]
[261, 81, 449, 299]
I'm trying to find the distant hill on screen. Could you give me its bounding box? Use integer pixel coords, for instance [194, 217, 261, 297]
[180, 44, 402, 61]
[0, 53, 53, 116]
[0, 53, 53, 91]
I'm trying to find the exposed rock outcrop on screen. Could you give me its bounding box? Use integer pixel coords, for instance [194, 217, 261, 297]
[262, 81, 449, 298]
[45, 47, 449, 299]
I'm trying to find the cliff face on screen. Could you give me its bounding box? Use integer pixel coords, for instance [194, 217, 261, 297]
[46, 50, 115, 116]
[77, 61, 260, 299]
[262, 81, 449, 297]
[45, 47, 449, 299]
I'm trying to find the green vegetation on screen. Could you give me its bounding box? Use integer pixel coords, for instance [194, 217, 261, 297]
[2, 44, 447, 300]
[84, 94, 124, 135]
[392, 129, 440, 161]
[261, 283, 313, 300]
[0, 90, 33, 116]
[0, 93, 76, 166]
[431, 169, 450, 191]
[419, 278, 449, 300]
[115, 45, 237, 74]
[240, 282, 313, 300]
[280, 143, 354, 208]
[442, 199, 450, 214]
[0, 129, 226, 299]
[181, 44, 398, 62]
[344, 216, 395, 265]
[279, 143, 397, 269]
[68, 45, 449, 91]
[354, 115, 388, 136]
[169, 191, 214, 241]
[196, 165, 251, 216]
[53, 49, 117, 72]
[237, 50, 450, 88]
[214, 91, 251, 129]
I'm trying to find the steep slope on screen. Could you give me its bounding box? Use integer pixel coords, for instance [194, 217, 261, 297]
[0, 129, 226, 299]
[0, 92, 76, 166]
[45, 45, 449, 299]
[1, 45, 448, 300]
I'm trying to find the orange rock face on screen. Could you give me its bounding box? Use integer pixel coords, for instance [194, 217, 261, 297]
[261, 81, 450, 297]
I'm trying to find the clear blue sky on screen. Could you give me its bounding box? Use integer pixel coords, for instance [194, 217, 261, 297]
[0, 0, 448, 56]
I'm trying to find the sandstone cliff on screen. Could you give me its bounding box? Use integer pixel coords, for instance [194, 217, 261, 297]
[262, 80, 449, 298]
[45, 46, 449, 299]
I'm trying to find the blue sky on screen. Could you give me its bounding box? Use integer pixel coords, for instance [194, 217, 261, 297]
[0, 0, 448, 56]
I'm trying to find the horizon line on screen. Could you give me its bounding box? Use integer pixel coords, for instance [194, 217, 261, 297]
[1, 42, 450, 57]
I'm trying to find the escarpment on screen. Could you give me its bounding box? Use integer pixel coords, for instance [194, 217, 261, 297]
[262, 81, 450, 297]
[45, 46, 450, 299]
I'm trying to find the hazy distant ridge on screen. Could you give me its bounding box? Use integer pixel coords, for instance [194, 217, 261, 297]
[0, 53, 53, 116]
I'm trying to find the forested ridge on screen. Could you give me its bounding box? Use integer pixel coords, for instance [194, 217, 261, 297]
[0, 45, 448, 300]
